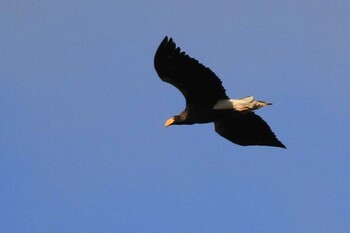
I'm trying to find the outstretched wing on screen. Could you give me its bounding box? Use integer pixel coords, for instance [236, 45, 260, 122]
[214, 113, 286, 148]
[154, 36, 229, 107]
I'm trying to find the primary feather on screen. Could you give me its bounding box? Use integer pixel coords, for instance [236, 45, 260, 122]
[154, 36, 228, 108]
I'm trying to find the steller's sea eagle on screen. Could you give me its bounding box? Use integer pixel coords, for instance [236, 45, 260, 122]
[154, 36, 286, 148]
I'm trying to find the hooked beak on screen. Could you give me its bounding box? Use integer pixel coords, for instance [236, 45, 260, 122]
[165, 117, 175, 127]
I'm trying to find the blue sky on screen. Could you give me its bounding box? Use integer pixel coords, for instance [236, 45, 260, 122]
[1, 1, 349, 232]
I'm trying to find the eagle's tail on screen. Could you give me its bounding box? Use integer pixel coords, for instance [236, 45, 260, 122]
[213, 96, 271, 112]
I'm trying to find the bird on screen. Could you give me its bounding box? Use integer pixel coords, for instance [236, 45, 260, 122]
[154, 36, 286, 148]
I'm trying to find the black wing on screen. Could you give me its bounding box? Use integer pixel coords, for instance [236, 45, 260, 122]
[154, 36, 229, 108]
[214, 113, 286, 148]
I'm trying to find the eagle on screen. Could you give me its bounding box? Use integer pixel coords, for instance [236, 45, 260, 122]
[154, 36, 285, 148]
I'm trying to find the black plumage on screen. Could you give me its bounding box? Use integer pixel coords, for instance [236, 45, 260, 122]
[154, 36, 286, 148]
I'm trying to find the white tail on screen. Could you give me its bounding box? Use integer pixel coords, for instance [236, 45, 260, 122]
[213, 96, 271, 112]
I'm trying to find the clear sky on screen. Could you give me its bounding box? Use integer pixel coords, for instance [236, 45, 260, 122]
[1, 1, 349, 232]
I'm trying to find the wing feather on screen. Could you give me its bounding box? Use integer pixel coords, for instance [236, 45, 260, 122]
[154, 36, 229, 107]
[214, 113, 286, 148]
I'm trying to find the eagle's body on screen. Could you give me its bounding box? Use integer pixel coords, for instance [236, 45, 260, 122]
[154, 36, 285, 148]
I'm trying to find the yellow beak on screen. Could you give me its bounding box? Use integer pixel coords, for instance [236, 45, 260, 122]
[165, 118, 175, 127]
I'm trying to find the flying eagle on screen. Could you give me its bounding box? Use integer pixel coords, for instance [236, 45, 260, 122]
[154, 36, 286, 148]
